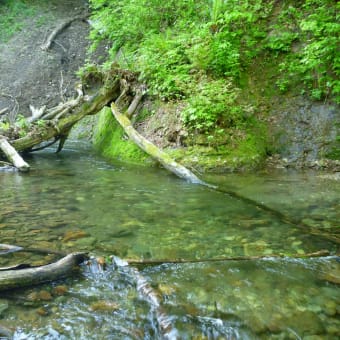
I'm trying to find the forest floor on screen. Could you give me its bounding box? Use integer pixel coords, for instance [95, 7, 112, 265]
[0, 0, 91, 117]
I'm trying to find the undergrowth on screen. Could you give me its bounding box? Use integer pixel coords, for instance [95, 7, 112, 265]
[0, 0, 36, 42]
[88, 0, 339, 167]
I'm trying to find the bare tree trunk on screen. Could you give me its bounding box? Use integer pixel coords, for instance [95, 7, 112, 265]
[111, 103, 204, 184]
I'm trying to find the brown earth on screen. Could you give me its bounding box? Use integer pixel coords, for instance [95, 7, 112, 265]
[0, 0, 95, 119]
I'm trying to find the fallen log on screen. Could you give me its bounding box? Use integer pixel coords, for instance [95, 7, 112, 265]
[10, 68, 121, 153]
[111, 102, 204, 184]
[0, 252, 88, 291]
[125, 250, 333, 266]
[0, 136, 30, 171]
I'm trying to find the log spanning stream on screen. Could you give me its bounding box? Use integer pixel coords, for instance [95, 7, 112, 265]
[0, 141, 339, 339]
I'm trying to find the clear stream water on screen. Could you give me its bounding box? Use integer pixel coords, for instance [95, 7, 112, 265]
[0, 141, 339, 339]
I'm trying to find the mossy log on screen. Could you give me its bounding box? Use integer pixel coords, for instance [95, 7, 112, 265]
[0, 252, 88, 291]
[12, 78, 120, 153]
[111, 102, 204, 184]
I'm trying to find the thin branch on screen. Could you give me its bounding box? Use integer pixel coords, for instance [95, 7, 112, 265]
[125, 250, 333, 266]
[0, 107, 8, 115]
[29, 137, 60, 152]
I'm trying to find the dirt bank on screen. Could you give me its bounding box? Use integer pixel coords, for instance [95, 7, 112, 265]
[0, 0, 90, 118]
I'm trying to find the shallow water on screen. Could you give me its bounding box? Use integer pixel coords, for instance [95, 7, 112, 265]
[0, 141, 339, 339]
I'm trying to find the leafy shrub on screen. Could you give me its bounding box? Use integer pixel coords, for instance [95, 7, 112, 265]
[137, 32, 192, 100]
[273, 0, 340, 102]
[89, 0, 207, 53]
[181, 79, 250, 132]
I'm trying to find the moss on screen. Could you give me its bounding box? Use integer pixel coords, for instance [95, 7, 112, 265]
[92, 107, 151, 164]
[169, 123, 268, 172]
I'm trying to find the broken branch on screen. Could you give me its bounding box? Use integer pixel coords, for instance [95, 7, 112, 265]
[0, 136, 30, 171]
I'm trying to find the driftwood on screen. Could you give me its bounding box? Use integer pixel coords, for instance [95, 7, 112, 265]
[0, 252, 87, 291]
[0, 136, 30, 171]
[41, 15, 89, 51]
[125, 250, 333, 266]
[111, 102, 204, 184]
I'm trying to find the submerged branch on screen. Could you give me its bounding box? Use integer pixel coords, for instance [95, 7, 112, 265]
[111, 257, 177, 338]
[126, 250, 333, 266]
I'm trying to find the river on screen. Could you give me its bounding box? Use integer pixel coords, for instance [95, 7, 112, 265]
[0, 141, 339, 339]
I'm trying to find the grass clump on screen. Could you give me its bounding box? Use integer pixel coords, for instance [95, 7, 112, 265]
[0, 0, 37, 42]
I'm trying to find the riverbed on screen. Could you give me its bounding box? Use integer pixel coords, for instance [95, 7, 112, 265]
[0, 141, 339, 339]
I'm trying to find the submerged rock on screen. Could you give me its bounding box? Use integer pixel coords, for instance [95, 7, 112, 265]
[90, 300, 119, 312]
[63, 230, 88, 242]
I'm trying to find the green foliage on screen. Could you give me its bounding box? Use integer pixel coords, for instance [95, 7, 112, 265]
[89, 0, 339, 167]
[137, 33, 192, 99]
[0, 121, 10, 132]
[92, 107, 149, 163]
[89, 0, 206, 53]
[182, 79, 250, 132]
[0, 0, 36, 42]
[273, 1, 340, 102]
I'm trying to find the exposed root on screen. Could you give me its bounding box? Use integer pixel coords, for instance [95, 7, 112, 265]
[0, 92, 19, 123]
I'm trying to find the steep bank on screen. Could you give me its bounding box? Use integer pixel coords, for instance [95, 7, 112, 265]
[88, 0, 339, 172]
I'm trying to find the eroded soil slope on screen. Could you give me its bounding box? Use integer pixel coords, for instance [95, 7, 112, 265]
[0, 0, 90, 118]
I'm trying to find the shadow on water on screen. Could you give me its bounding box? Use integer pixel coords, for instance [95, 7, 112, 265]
[0, 141, 339, 339]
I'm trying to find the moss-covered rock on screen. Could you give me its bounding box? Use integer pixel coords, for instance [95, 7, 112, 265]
[92, 107, 151, 164]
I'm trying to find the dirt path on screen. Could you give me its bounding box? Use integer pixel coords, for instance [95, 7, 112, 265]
[0, 0, 90, 118]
